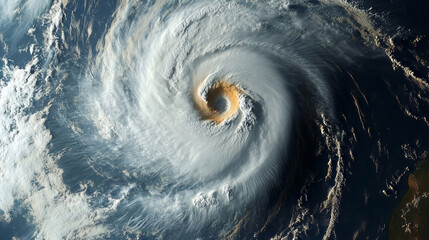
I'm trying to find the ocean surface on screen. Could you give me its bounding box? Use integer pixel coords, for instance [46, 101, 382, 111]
[0, 0, 428, 239]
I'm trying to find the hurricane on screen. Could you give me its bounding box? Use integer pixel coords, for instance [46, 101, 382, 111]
[1, 0, 429, 239]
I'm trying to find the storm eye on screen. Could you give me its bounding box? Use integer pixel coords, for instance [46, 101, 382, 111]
[214, 97, 228, 112]
[193, 80, 244, 124]
[206, 83, 233, 113]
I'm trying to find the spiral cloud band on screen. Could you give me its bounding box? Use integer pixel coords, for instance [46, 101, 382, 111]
[84, 0, 298, 229]
[78, 0, 349, 235]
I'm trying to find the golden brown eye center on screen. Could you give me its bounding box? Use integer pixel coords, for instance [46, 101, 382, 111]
[193, 80, 242, 124]
[206, 86, 230, 113]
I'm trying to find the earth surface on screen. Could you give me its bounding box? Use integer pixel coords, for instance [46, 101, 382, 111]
[0, 0, 429, 239]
